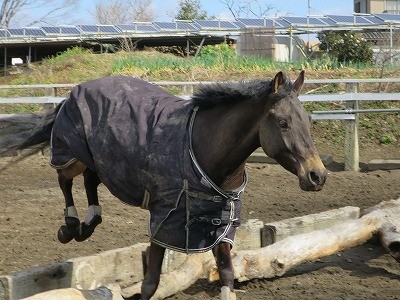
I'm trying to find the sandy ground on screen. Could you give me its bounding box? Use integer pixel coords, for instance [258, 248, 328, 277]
[0, 151, 399, 299]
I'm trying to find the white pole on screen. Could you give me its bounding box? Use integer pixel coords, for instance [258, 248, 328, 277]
[307, 0, 311, 52]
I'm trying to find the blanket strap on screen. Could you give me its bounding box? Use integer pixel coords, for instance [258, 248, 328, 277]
[188, 106, 248, 201]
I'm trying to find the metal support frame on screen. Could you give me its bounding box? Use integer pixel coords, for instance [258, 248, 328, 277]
[194, 37, 206, 58]
[3, 46, 7, 76]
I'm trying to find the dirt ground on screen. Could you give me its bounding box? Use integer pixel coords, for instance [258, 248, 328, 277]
[0, 146, 400, 299]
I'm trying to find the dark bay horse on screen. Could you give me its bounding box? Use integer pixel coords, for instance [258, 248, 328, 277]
[0, 71, 327, 299]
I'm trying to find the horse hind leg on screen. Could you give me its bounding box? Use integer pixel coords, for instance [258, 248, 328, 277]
[57, 160, 87, 244]
[74, 168, 102, 242]
[213, 242, 236, 298]
[124, 242, 166, 300]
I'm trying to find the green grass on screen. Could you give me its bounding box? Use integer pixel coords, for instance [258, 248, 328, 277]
[0, 46, 398, 148]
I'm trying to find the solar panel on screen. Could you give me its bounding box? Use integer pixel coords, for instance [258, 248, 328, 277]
[7, 28, 25, 36]
[362, 15, 384, 24]
[153, 21, 198, 31]
[355, 16, 377, 24]
[327, 15, 377, 25]
[117, 24, 159, 32]
[274, 19, 291, 28]
[61, 27, 80, 34]
[116, 24, 136, 31]
[237, 18, 265, 27]
[317, 17, 337, 26]
[42, 26, 80, 35]
[194, 20, 239, 29]
[154, 22, 178, 30]
[98, 25, 120, 33]
[78, 25, 120, 34]
[24, 28, 45, 36]
[79, 25, 98, 33]
[375, 13, 400, 23]
[42, 26, 60, 34]
[327, 15, 356, 24]
[176, 22, 198, 30]
[282, 16, 333, 26]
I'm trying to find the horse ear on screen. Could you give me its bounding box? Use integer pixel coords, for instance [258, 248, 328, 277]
[293, 70, 305, 93]
[272, 71, 285, 93]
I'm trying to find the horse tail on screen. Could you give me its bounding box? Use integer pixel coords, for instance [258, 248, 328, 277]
[0, 101, 64, 157]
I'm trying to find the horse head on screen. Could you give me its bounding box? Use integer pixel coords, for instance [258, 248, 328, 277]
[259, 71, 327, 191]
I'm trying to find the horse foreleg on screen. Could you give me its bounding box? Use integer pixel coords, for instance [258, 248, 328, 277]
[75, 168, 102, 242]
[56, 161, 86, 244]
[213, 242, 235, 292]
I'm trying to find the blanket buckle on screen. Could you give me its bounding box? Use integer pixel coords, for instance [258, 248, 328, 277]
[211, 218, 221, 225]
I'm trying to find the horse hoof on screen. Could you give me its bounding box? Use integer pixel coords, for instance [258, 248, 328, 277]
[123, 294, 142, 300]
[57, 225, 76, 244]
[75, 215, 102, 242]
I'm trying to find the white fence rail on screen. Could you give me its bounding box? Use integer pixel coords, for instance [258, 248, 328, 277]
[0, 79, 399, 171]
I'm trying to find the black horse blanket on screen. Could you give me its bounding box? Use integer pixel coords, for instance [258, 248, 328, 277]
[50, 76, 243, 253]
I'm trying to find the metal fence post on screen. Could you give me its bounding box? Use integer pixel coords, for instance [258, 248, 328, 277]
[344, 83, 359, 171]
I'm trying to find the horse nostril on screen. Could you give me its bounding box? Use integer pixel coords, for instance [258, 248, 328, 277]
[308, 171, 321, 186]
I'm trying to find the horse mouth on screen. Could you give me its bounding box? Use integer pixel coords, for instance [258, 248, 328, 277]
[273, 153, 327, 191]
[299, 180, 324, 191]
[299, 170, 327, 191]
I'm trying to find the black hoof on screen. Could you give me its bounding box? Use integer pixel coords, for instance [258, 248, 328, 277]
[57, 217, 80, 244]
[123, 294, 142, 300]
[75, 215, 102, 242]
[57, 225, 77, 244]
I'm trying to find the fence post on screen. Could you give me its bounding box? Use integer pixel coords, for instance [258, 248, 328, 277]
[44, 86, 57, 109]
[344, 83, 360, 171]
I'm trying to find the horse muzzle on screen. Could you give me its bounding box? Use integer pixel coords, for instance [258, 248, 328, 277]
[299, 168, 327, 191]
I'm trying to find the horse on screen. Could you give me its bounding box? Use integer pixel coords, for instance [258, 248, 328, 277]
[0, 71, 327, 299]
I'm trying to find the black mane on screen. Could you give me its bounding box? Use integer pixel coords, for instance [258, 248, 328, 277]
[191, 76, 294, 107]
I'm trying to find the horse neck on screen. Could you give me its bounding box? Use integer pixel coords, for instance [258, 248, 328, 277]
[191, 100, 263, 190]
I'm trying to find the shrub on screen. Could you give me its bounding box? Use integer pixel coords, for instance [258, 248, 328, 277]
[318, 31, 373, 65]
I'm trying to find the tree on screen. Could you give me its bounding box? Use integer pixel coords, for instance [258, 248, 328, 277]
[219, 0, 274, 18]
[318, 31, 373, 64]
[0, 0, 78, 28]
[94, 0, 154, 24]
[175, 0, 208, 20]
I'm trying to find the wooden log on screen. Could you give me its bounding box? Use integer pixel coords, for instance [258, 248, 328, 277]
[0, 243, 148, 300]
[363, 199, 400, 262]
[121, 199, 400, 298]
[380, 223, 400, 262]
[262, 206, 360, 246]
[21, 284, 122, 300]
[121, 253, 214, 300]
[221, 286, 236, 300]
[230, 198, 400, 282]
[235, 219, 264, 250]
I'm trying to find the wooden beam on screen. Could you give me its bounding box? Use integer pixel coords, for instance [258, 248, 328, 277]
[262, 206, 360, 246]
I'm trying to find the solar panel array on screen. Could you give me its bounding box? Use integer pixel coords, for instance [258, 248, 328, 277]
[327, 15, 383, 25]
[117, 24, 159, 32]
[42, 26, 80, 35]
[154, 21, 198, 31]
[194, 20, 239, 30]
[1, 13, 400, 39]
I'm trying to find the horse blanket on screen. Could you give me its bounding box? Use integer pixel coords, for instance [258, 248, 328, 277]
[50, 75, 244, 253]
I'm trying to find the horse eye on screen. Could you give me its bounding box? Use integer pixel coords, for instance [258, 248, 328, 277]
[279, 120, 288, 129]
